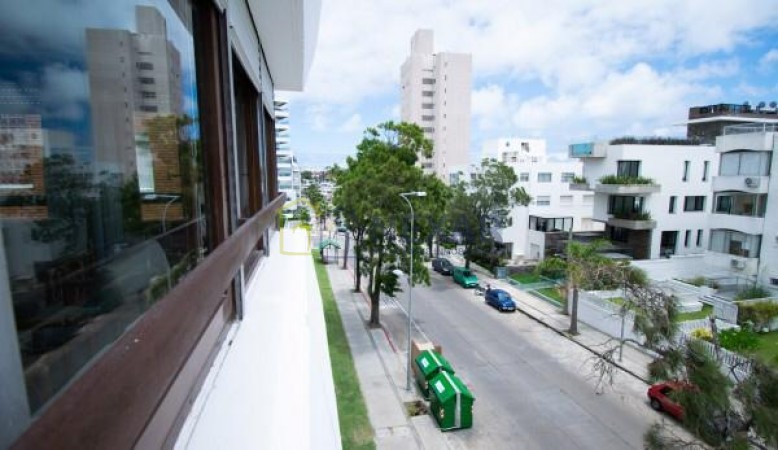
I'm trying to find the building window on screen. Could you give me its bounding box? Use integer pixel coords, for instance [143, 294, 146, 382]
[696, 229, 703, 247]
[421, 103, 434, 109]
[422, 78, 435, 85]
[669, 196, 677, 213]
[536, 196, 551, 206]
[560, 195, 573, 205]
[682, 160, 690, 181]
[519, 172, 529, 182]
[0, 0, 207, 423]
[422, 91, 433, 97]
[685, 230, 691, 247]
[141, 91, 157, 99]
[702, 161, 710, 181]
[136, 61, 154, 70]
[537, 172, 552, 183]
[683, 196, 705, 212]
[529, 216, 571, 232]
[617, 160, 640, 177]
[719, 151, 772, 176]
[421, 115, 434, 121]
[560, 172, 575, 183]
[422, 127, 434, 133]
[521, 142, 530, 151]
[608, 195, 645, 217]
[714, 192, 767, 217]
[709, 230, 761, 258]
[609, 226, 629, 243]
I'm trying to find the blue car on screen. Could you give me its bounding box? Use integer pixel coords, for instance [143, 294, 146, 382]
[485, 288, 516, 312]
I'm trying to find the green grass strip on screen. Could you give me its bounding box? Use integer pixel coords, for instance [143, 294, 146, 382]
[510, 273, 542, 284]
[675, 304, 714, 322]
[312, 253, 375, 450]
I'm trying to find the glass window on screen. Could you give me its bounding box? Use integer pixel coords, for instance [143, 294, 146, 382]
[683, 196, 705, 212]
[696, 230, 703, 247]
[709, 230, 761, 258]
[422, 91, 433, 97]
[421, 115, 434, 121]
[560, 172, 575, 183]
[617, 160, 640, 177]
[608, 195, 644, 216]
[536, 196, 550, 206]
[702, 161, 709, 181]
[685, 230, 691, 247]
[0, 0, 205, 415]
[422, 78, 435, 85]
[719, 151, 772, 176]
[421, 103, 433, 109]
[682, 160, 690, 181]
[713, 193, 766, 217]
[669, 196, 677, 213]
[519, 172, 529, 182]
[537, 172, 552, 183]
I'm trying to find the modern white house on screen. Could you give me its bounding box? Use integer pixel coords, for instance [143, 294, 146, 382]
[570, 139, 718, 260]
[401, 29, 471, 182]
[706, 124, 778, 289]
[479, 139, 601, 262]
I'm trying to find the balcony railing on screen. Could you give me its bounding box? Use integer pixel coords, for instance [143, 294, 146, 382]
[611, 211, 651, 221]
[723, 123, 778, 135]
[599, 175, 655, 185]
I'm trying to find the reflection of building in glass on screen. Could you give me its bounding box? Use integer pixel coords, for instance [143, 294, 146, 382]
[0, 114, 47, 219]
[86, 5, 183, 222]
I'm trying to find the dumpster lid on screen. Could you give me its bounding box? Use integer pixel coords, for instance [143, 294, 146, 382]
[431, 371, 473, 403]
[415, 350, 454, 377]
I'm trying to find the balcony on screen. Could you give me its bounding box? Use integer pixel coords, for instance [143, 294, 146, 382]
[710, 213, 765, 236]
[593, 175, 660, 195]
[712, 175, 769, 194]
[606, 211, 656, 230]
[717, 126, 776, 152]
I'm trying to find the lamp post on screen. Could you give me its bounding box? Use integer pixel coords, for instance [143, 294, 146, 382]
[399, 191, 426, 391]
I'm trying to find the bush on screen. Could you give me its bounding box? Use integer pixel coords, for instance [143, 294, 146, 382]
[571, 176, 587, 184]
[598, 174, 655, 185]
[684, 276, 707, 287]
[690, 327, 713, 342]
[737, 301, 778, 330]
[534, 256, 566, 279]
[735, 286, 771, 301]
[718, 328, 759, 353]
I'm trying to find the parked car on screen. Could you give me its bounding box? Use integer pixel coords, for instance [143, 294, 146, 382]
[647, 382, 688, 420]
[432, 258, 453, 275]
[485, 288, 516, 312]
[452, 267, 479, 288]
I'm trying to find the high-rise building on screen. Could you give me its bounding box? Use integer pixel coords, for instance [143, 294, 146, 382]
[274, 100, 301, 203]
[401, 29, 471, 182]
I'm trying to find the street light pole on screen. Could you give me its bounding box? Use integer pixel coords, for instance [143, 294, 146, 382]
[399, 191, 426, 391]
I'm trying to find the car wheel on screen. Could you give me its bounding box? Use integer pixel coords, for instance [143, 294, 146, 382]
[650, 398, 662, 411]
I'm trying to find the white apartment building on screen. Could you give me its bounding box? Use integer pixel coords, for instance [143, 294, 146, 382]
[707, 124, 778, 288]
[481, 139, 601, 261]
[401, 29, 471, 182]
[570, 140, 718, 260]
[275, 100, 301, 203]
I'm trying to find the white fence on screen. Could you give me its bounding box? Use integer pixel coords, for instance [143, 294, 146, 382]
[574, 291, 643, 343]
[676, 334, 752, 381]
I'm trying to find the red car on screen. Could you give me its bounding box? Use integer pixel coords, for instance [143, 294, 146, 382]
[647, 382, 688, 420]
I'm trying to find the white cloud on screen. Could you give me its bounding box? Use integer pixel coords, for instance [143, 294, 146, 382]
[759, 49, 778, 69]
[338, 113, 364, 132]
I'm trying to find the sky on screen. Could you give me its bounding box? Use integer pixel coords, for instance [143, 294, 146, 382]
[283, 0, 778, 169]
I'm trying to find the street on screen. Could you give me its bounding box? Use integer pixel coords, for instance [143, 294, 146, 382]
[379, 268, 665, 450]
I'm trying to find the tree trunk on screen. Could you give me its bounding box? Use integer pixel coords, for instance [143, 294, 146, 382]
[353, 239, 362, 292]
[342, 232, 350, 269]
[368, 244, 384, 327]
[427, 234, 434, 258]
[569, 286, 579, 335]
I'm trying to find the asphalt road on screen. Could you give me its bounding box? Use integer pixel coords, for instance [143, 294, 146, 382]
[381, 268, 664, 450]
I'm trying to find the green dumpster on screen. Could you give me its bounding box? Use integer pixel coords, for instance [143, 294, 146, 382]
[414, 350, 454, 399]
[429, 371, 474, 431]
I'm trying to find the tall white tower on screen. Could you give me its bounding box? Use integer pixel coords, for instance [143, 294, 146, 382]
[400, 30, 471, 182]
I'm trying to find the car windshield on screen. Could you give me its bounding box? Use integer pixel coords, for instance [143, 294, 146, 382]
[496, 292, 510, 301]
[462, 270, 473, 277]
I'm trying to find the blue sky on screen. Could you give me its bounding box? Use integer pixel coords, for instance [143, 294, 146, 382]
[283, 0, 778, 169]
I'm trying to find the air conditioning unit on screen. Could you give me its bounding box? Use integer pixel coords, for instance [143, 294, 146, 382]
[745, 177, 760, 188]
[731, 258, 745, 270]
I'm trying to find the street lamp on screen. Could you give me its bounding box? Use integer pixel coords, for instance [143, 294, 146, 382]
[399, 190, 426, 391]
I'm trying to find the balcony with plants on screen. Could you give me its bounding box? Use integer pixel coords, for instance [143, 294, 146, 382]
[568, 175, 590, 191]
[594, 174, 660, 194]
[605, 197, 656, 230]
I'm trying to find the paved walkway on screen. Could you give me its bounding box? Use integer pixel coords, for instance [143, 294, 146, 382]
[328, 254, 660, 449]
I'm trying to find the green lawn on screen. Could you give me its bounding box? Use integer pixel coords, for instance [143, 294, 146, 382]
[675, 304, 714, 322]
[753, 331, 778, 367]
[313, 254, 375, 450]
[511, 273, 542, 284]
[536, 287, 564, 303]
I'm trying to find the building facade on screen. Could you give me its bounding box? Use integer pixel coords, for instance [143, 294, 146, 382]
[274, 100, 301, 203]
[686, 102, 778, 144]
[0, 0, 321, 448]
[401, 29, 471, 182]
[707, 124, 778, 288]
[570, 140, 717, 260]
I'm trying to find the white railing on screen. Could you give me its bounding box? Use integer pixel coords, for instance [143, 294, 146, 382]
[723, 123, 778, 135]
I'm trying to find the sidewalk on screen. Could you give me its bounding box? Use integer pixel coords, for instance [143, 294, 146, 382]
[325, 263, 451, 450]
[447, 255, 655, 383]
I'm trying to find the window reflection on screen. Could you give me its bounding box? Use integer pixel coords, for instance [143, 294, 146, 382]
[0, 0, 205, 413]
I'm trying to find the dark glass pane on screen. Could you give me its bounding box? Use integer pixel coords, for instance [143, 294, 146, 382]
[0, 0, 205, 414]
